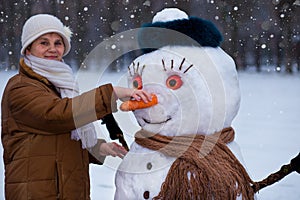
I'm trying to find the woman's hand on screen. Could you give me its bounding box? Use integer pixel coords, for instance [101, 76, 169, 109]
[113, 86, 152, 103]
[99, 142, 128, 159]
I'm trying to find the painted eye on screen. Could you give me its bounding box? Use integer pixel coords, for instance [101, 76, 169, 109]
[132, 75, 143, 89]
[166, 75, 183, 90]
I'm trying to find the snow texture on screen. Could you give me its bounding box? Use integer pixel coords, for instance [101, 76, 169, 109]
[1, 67, 300, 200]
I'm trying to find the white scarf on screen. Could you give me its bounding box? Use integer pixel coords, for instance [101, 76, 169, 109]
[24, 55, 97, 149]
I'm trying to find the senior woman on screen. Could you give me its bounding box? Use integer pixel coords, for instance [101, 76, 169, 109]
[1, 14, 151, 199]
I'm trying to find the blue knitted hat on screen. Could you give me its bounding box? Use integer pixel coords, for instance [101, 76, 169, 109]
[138, 8, 223, 53]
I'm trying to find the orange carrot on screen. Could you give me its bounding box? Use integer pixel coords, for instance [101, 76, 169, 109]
[120, 94, 158, 111]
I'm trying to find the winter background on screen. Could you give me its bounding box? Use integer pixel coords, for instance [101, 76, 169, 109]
[1, 65, 300, 199]
[0, 0, 300, 199]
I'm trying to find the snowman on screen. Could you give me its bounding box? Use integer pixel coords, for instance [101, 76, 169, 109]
[114, 8, 254, 200]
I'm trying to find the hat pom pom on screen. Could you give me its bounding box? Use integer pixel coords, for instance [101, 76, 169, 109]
[63, 26, 72, 40]
[152, 8, 188, 23]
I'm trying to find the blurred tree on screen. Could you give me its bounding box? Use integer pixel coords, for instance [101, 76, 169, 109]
[68, 1, 90, 70]
[275, 0, 298, 73]
[1, 1, 19, 69]
[0, 0, 299, 73]
[216, 0, 257, 70]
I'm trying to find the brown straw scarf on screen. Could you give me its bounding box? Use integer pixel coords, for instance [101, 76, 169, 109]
[135, 127, 255, 200]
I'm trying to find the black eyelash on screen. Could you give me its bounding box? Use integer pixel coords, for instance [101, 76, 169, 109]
[161, 58, 194, 73]
[179, 58, 185, 70]
[183, 64, 193, 73]
[128, 62, 146, 76]
[162, 59, 167, 71]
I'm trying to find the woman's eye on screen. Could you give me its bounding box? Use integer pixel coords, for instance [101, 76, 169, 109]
[40, 41, 48, 46]
[132, 75, 143, 89]
[166, 75, 183, 90]
[55, 41, 63, 46]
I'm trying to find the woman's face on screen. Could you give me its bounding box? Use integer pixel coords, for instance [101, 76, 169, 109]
[26, 32, 65, 61]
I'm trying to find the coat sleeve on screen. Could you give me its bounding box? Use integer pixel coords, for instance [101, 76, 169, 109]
[7, 77, 117, 134]
[88, 139, 107, 164]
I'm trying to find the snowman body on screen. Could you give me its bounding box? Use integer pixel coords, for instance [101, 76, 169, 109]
[115, 45, 246, 200]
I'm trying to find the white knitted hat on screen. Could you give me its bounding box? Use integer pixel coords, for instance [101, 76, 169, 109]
[21, 14, 72, 56]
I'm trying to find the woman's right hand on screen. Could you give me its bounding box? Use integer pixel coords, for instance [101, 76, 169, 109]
[98, 142, 128, 159]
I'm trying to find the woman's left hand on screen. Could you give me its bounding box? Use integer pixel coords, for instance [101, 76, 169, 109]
[113, 86, 152, 103]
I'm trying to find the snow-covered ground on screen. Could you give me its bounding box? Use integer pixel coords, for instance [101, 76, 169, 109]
[1, 67, 299, 199]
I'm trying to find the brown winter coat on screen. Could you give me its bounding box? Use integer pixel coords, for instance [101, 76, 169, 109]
[1, 59, 117, 199]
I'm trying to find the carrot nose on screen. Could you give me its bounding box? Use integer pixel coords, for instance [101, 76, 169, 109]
[120, 94, 158, 111]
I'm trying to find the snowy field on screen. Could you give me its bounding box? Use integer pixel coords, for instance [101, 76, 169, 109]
[1, 67, 300, 199]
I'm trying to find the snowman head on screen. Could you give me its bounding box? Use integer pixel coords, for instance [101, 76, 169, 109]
[123, 8, 240, 137]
